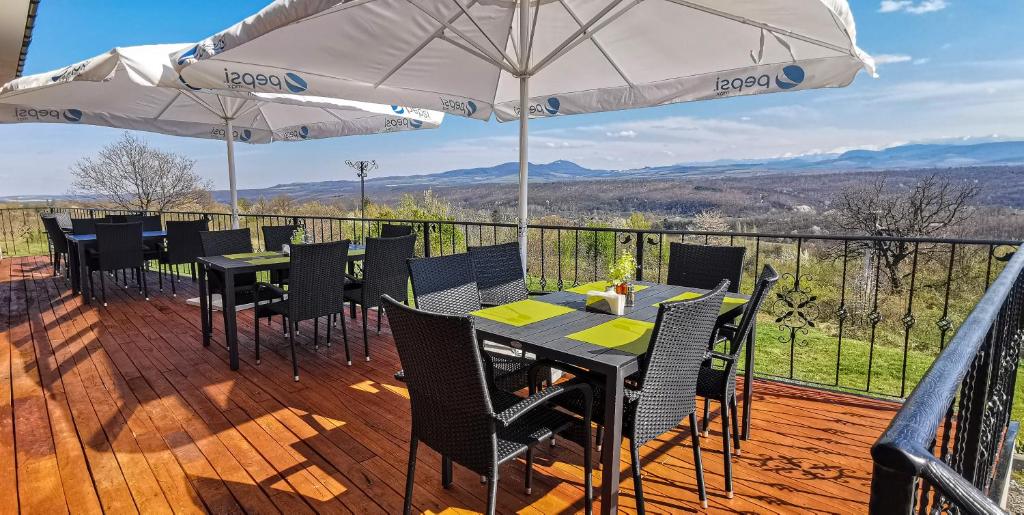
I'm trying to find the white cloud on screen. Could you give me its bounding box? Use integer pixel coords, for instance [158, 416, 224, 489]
[879, 0, 949, 14]
[913, 58, 931, 65]
[872, 54, 914, 65]
[605, 130, 637, 138]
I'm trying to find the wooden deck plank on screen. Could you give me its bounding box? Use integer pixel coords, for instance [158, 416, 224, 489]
[0, 255, 900, 515]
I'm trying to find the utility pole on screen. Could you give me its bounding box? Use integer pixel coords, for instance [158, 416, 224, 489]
[345, 160, 377, 241]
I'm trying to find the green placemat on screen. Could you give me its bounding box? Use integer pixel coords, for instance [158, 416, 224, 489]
[566, 318, 655, 355]
[246, 257, 291, 265]
[471, 299, 574, 327]
[654, 292, 747, 314]
[224, 251, 280, 259]
[565, 281, 650, 295]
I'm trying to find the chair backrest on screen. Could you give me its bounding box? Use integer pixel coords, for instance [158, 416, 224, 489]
[360, 234, 416, 307]
[69, 218, 96, 235]
[106, 214, 142, 224]
[631, 280, 728, 445]
[165, 219, 209, 264]
[95, 222, 144, 271]
[666, 242, 746, 293]
[288, 241, 350, 322]
[200, 228, 253, 257]
[725, 264, 780, 358]
[380, 224, 414, 238]
[261, 225, 297, 252]
[54, 212, 72, 231]
[408, 253, 482, 315]
[40, 215, 68, 252]
[467, 242, 530, 305]
[382, 295, 496, 475]
[141, 215, 162, 232]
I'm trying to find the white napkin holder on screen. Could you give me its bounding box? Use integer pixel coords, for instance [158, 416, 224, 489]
[282, 244, 290, 255]
[586, 290, 626, 316]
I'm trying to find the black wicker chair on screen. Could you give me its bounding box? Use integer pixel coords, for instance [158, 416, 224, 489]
[405, 253, 547, 392]
[106, 214, 142, 224]
[261, 225, 298, 286]
[666, 242, 746, 293]
[54, 212, 72, 231]
[87, 222, 148, 306]
[200, 228, 283, 339]
[382, 295, 594, 515]
[380, 224, 414, 238]
[254, 241, 351, 379]
[261, 224, 297, 251]
[697, 265, 779, 497]
[70, 218, 96, 236]
[344, 234, 416, 361]
[159, 219, 208, 295]
[40, 214, 69, 277]
[547, 280, 729, 512]
[467, 242, 530, 306]
[141, 215, 162, 232]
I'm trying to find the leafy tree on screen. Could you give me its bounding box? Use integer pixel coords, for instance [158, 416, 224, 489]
[71, 132, 211, 212]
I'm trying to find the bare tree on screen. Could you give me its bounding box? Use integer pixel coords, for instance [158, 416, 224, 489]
[688, 209, 730, 233]
[831, 174, 979, 291]
[71, 132, 211, 212]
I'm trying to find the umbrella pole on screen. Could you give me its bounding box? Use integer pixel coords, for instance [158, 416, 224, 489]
[224, 118, 240, 229]
[517, 0, 530, 275]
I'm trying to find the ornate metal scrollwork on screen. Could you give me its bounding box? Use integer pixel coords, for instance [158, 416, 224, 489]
[993, 245, 1018, 262]
[771, 273, 819, 341]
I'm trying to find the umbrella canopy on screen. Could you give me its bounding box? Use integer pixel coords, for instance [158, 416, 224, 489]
[175, 0, 874, 264]
[0, 43, 443, 227]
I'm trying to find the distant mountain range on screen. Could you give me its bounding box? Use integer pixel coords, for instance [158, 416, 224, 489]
[4, 140, 1023, 203]
[213, 140, 1024, 202]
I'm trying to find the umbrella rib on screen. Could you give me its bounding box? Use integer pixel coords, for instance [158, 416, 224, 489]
[375, 0, 481, 88]
[181, 90, 228, 119]
[529, 0, 633, 76]
[440, 34, 519, 76]
[558, 0, 634, 87]
[153, 92, 183, 121]
[661, 0, 853, 56]
[525, 0, 541, 68]
[403, 0, 510, 71]
[449, 0, 520, 70]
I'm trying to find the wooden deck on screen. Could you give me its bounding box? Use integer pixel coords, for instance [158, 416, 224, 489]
[0, 255, 898, 514]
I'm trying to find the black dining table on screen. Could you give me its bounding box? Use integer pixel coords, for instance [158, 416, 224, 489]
[470, 282, 752, 515]
[196, 246, 365, 370]
[65, 230, 167, 302]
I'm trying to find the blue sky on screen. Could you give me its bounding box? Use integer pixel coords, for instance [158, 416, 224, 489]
[2, 0, 1022, 195]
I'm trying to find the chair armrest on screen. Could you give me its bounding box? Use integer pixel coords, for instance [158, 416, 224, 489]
[254, 282, 287, 298]
[493, 382, 593, 429]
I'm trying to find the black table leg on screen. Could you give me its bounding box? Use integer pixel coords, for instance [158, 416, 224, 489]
[77, 240, 89, 303]
[68, 239, 80, 293]
[742, 318, 755, 440]
[600, 368, 624, 515]
[199, 263, 210, 347]
[224, 271, 239, 371]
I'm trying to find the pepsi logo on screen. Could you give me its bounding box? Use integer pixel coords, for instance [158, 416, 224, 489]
[775, 65, 805, 90]
[285, 73, 308, 94]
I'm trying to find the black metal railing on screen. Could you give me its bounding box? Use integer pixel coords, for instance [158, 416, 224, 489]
[2, 206, 1019, 402]
[869, 245, 1024, 514]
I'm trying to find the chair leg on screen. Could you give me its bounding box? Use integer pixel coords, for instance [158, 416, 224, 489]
[100, 272, 107, 307]
[254, 311, 261, 365]
[290, 321, 299, 381]
[158, 262, 163, 291]
[377, 309, 382, 333]
[631, 442, 645, 515]
[340, 312, 351, 365]
[441, 456, 453, 488]
[485, 475, 498, 515]
[142, 266, 149, 300]
[326, 314, 332, 347]
[702, 397, 711, 437]
[362, 307, 370, 361]
[730, 396, 741, 456]
[524, 448, 533, 495]
[722, 399, 734, 499]
[689, 412, 708, 509]
[596, 425, 604, 452]
[314, 317, 320, 350]
[403, 436, 418, 515]
[170, 265, 177, 296]
[583, 424, 594, 515]
[89, 270, 95, 299]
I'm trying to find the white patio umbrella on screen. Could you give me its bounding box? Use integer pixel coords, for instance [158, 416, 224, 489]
[0, 43, 443, 228]
[174, 0, 874, 265]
